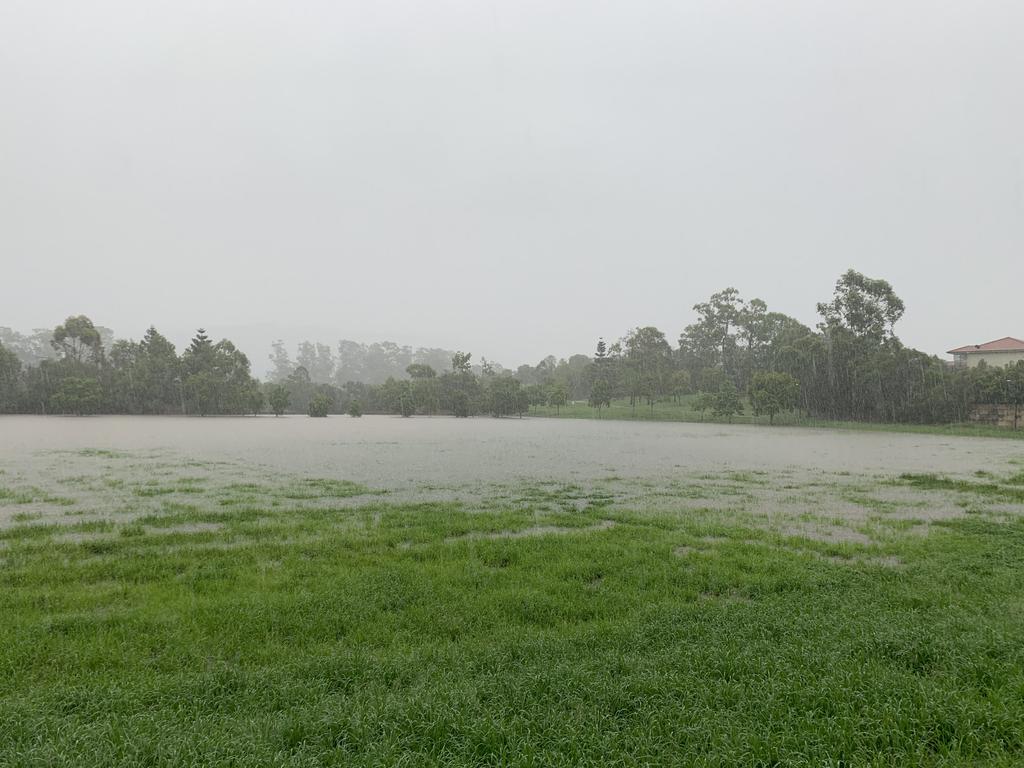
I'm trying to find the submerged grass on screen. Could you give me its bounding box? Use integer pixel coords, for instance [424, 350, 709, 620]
[1, 464, 1024, 766]
[0, 485, 76, 507]
[898, 473, 1024, 502]
[530, 398, 1024, 439]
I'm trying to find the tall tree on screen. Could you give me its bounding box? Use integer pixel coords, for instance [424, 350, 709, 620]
[267, 384, 290, 416]
[452, 351, 472, 374]
[50, 377, 103, 415]
[180, 329, 257, 416]
[712, 380, 744, 423]
[136, 327, 181, 414]
[296, 341, 336, 383]
[51, 315, 103, 365]
[268, 340, 294, 383]
[0, 342, 21, 412]
[547, 382, 568, 415]
[817, 269, 905, 342]
[407, 364, 439, 414]
[749, 371, 800, 425]
[681, 288, 745, 377]
[588, 379, 612, 416]
[623, 326, 673, 413]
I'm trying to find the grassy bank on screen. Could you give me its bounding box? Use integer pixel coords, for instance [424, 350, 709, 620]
[2, 452, 1024, 765]
[529, 397, 1024, 440]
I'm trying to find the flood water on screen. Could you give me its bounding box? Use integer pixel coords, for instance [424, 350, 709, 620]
[1, 415, 1020, 487]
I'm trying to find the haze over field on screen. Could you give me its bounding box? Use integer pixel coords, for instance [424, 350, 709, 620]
[2, 0, 1023, 370]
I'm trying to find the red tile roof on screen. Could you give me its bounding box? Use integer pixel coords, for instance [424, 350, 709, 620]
[947, 337, 1024, 354]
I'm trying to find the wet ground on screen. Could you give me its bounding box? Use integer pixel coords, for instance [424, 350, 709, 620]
[5, 415, 1024, 765]
[2, 415, 1022, 546]
[2, 414, 1021, 487]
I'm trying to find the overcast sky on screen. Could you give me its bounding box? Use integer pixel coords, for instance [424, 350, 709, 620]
[2, 0, 1021, 374]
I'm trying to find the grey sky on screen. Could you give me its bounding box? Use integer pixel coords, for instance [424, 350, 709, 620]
[2, 0, 1022, 374]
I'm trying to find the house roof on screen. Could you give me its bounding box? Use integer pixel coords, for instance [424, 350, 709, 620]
[947, 337, 1024, 354]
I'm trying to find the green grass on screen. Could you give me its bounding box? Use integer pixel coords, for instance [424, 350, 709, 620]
[0, 485, 76, 506]
[530, 397, 1024, 439]
[2, 468, 1024, 766]
[897, 473, 1024, 502]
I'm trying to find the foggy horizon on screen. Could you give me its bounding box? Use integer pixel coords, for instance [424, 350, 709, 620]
[0, 269, 1006, 379]
[3, 1, 1023, 371]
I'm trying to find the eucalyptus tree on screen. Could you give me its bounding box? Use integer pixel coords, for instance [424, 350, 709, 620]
[308, 393, 331, 417]
[267, 384, 290, 416]
[555, 354, 592, 400]
[670, 370, 691, 402]
[442, 352, 479, 416]
[0, 342, 21, 412]
[680, 288, 744, 378]
[588, 379, 612, 416]
[817, 270, 905, 342]
[712, 380, 744, 423]
[749, 371, 800, 425]
[485, 376, 523, 417]
[50, 377, 103, 415]
[814, 270, 907, 420]
[268, 341, 294, 383]
[547, 382, 568, 414]
[623, 326, 673, 412]
[284, 366, 315, 415]
[379, 377, 414, 416]
[296, 341, 336, 383]
[51, 315, 104, 366]
[407, 363, 439, 414]
[0, 327, 57, 367]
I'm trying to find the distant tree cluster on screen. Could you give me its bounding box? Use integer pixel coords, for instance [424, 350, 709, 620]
[0, 317, 261, 416]
[267, 339, 470, 387]
[2, 270, 1022, 423]
[267, 353, 535, 420]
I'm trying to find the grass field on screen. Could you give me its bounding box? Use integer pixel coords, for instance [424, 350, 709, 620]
[529, 396, 1024, 440]
[2, 446, 1024, 766]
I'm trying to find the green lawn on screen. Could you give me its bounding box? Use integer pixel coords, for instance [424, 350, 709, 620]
[2, 459, 1024, 766]
[530, 396, 1024, 440]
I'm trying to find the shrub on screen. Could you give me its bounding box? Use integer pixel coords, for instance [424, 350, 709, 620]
[308, 393, 331, 418]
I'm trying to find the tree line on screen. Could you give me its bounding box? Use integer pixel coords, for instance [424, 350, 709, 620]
[1, 269, 1021, 422]
[0, 319, 261, 416]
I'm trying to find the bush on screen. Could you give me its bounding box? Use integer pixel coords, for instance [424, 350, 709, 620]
[308, 393, 331, 418]
[50, 377, 103, 415]
[347, 401, 363, 418]
[451, 392, 470, 418]
[267, 385, 290, 416]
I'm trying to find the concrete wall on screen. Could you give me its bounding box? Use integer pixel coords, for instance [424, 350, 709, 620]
[969, 403, 1022, 429]
[963, 351, 1024, 368]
